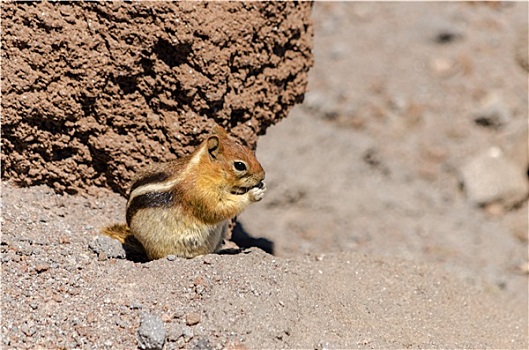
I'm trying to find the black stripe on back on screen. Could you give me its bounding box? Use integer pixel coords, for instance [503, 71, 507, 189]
[129, 172, 170, 194]
[126, 190, 174, 226]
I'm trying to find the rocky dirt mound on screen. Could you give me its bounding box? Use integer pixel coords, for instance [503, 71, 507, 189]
[1, 1, 313, 195]
[1, 184, 526, 349]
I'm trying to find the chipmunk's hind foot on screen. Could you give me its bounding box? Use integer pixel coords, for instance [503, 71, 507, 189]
[122, 234, 149, 262]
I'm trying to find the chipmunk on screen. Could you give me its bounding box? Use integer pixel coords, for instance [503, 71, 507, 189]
[102, 126, 266, 260]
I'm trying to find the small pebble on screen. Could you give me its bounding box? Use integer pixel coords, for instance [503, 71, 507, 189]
[427, 19, 464, 44]
[202, 255, 214, 265]
[430, 57, 456, 78]
[190, 338, 212, 350]
[86, 312, 97, 323]
[186, 312, 201, 326]
[98, 252, 108, 261]
[166, 255, 176, 261]
[515, 261, 529, 275]
[166, 323, 184, 342]
[115, 319, 129, 328]
[460, 147, 528, 208]
[58, 236, 70, 244]
[34, 263, 50, 273]
[176, 336, 186, 348]
[161, 313, 173, 322]
[21, 324, 36, 336]
[130, 302, 143, 310]
[484, 202, 504, 217]
[182, 326, 194, 341]
[473, 93, 512, 130]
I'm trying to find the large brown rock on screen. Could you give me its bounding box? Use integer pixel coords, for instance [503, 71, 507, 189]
[1, 1, 313, 195]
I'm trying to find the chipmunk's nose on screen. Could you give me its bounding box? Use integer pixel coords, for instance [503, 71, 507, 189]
[256, 181, 265, 189]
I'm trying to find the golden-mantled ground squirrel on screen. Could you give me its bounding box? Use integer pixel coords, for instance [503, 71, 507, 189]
[102, 126, 266, 260]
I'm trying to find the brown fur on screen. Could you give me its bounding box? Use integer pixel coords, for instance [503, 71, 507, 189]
[102, 126, 266, 260]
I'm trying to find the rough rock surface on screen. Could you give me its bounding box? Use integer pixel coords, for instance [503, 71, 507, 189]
[1, 1, 313, 195]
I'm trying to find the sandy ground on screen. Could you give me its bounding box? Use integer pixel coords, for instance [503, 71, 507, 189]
[2, 2, 528, 349]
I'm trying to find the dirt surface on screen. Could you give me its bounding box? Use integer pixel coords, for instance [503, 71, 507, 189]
[241, 0, 529, 302]
[2, 2, 528, 349]
[1, 1, 313, 195]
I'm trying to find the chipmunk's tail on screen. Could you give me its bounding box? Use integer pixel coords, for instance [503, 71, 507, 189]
[101, 223, 131, 243]
[101, 224, 148, 262]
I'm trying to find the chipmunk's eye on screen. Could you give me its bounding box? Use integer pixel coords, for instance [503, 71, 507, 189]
[233, 161, 247, 172]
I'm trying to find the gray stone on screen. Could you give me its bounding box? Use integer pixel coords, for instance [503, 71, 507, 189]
[166, 323, 183, 342]
[88, 235, 126, 259]
[473, 93, 512, 130]
[137, 313, 166, 350]
[182, 326, 194, 342]
[189, 337, 213, 350]
[461, 147, 528, 207]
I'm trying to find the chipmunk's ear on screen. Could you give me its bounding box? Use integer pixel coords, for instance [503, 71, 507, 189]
[207, 135, 222, 159]
[207, 125, 227, 159]
[212, 125, 228, 139]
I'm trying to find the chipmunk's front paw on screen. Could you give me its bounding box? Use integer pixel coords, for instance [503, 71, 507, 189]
[249, 182, 266, 202]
